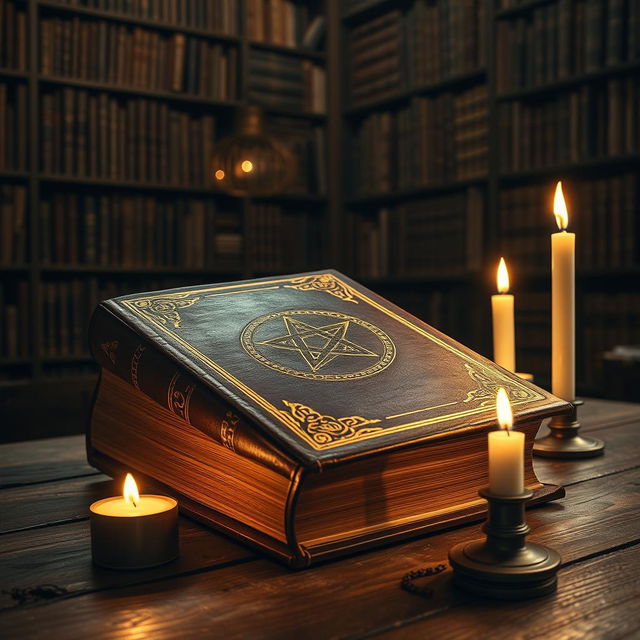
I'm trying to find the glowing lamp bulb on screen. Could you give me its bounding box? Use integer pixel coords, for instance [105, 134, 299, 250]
[123, 473, 140, 508]
[215, 169, 225, 180]
[496, 388, 513, 432]
[497, 257, 510, 294]
[553, 181, 569, 230]
[241, 160, 253, 173]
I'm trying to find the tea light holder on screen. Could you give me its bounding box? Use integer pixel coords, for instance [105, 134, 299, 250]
[89, 474, 179, 570]
[533, 400, 605, 458]
[448, 488, 561, 600]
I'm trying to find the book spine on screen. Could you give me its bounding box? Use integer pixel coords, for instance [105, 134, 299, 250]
[88, 303, 292, 477]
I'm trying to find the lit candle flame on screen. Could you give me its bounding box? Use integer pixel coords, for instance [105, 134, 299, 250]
[553, 181, 569, 230]
[123, 473, 139, 508]
[496, 388, 513, 432]
[241, 160, 253, 173]
[497, 257, 510, 293]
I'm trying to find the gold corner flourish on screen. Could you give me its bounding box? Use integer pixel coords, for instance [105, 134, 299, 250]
[463, 363, 541, 406]
[285, 274, 358, 304]
[131, 294, 201, 328]
[280, 400, 383, 447]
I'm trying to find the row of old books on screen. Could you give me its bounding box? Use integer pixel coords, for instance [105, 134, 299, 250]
[0, 280, 29, 358]
[353, 188, 484, 278]
[247, 51, 325, 113]
[55, 0, 239, 34]
[0, 0, 27, 70]
[39, 277, 193, 358]
[498, 77, 639, 171]
[40, 16, 239, 100]
[498, 174, 638, 271]
[347, 2, 485, 107]
[40, 87, 216, 185]
[352, 87, 488, 195]
[246, 0, 324, 49]
[0, 184, 27, 265]
[248, 203, 324, 273]
[496, 0, 640, 91]
[40, 193, 243, 269]
[0, 83, 27, 170]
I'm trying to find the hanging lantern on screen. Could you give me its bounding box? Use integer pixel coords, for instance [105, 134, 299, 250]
[211, 106, 294, 197]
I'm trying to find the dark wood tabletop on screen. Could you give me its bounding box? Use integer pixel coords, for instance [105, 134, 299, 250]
[1, 398, 639, 639]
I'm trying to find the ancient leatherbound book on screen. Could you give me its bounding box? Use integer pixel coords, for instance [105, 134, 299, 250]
[87, 270, 570, 568]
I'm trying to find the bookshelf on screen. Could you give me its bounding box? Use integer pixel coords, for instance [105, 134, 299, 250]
[0, 0, 335, 439]
[341, 0, 640, 396]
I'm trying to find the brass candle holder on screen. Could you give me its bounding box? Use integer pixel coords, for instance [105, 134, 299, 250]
[449, 488, 560, 600]
[533, 400, 605, 458]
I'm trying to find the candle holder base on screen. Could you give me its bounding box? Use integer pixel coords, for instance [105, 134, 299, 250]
[449, 489, 561, 600]
[533, 400, 604, 459]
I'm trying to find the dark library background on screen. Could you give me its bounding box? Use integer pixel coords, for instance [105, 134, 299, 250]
[1, 0, 638, 442]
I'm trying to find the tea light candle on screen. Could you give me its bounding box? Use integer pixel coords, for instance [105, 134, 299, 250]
[90, 473, 178, 570]
[488, 388, 524, 495]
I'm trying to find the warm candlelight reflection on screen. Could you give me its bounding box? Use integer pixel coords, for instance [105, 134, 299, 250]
[497, 257, 510, 293]
[553, 181, 568, 230]
[123, 473, 139, 508]
[496, 388, 513, 431]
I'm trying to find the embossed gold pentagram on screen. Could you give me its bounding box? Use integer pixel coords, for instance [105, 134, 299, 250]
[241, 310, 396, 381]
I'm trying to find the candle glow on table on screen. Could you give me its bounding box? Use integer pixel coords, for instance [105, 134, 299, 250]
[89, 473, 178, 570]
[551, 181, 575, 401]
[491, 257, 515, 372]
[488, 388, 524, 495]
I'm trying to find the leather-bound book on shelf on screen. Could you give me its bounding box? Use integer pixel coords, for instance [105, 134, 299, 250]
[87, 270, 570, 568]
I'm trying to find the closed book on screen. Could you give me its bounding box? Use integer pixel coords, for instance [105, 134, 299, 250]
[88, 271, 570, 568]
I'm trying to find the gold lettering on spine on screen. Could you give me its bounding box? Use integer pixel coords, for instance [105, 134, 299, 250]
[130, 344, 146, 390]
[220, 411, 239, 451]
[101, 341, 119, 365]
[167, 372, 194, 421]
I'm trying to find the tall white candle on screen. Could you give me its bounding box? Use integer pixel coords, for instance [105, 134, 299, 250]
[551, 182, 575, 401]
[488, 388, 524, 495]
[491, 257, 515, 372]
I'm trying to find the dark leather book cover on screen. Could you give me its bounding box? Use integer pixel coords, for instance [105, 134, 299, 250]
[89, 269, 571, 470]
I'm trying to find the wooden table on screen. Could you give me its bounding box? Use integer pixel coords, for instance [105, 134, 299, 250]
[1, 398, 639, 639]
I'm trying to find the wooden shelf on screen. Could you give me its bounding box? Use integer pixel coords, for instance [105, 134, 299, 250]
[347, 177, 487, 208]
[42, 355, 94, 364]
[361, 272, 479, 286]
[39, 75, 242, 109]
[495, 0, 556, 20]
[249, 41, 326, 61]
[342, 0, 412, 26]
[37, 1, 242, 44]
[0, 68, 29, 80]
[0, 358, 32, 367]
[497, 61, 640, 102]
[41, 265, 243, 276]
[344, 70, 486, 118]
[499, 155, 640, 182]
[0, 264, 30, 273]
[39, 174, 221, 194]
[0, 169, 29, 180]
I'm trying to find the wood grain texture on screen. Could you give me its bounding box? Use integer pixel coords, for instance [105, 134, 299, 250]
[0, 466, 637, 639]
[0, 520, 255, 611]
[0, 436, 98, 488]
[374, 543, 640, 640]
[0, 399, 638, 640]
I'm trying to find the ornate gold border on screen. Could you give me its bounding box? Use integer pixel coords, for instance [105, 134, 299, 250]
[120, 275, 544, 451]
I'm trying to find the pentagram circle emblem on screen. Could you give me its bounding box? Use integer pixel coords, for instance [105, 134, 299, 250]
[240, 310, 396, 381]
